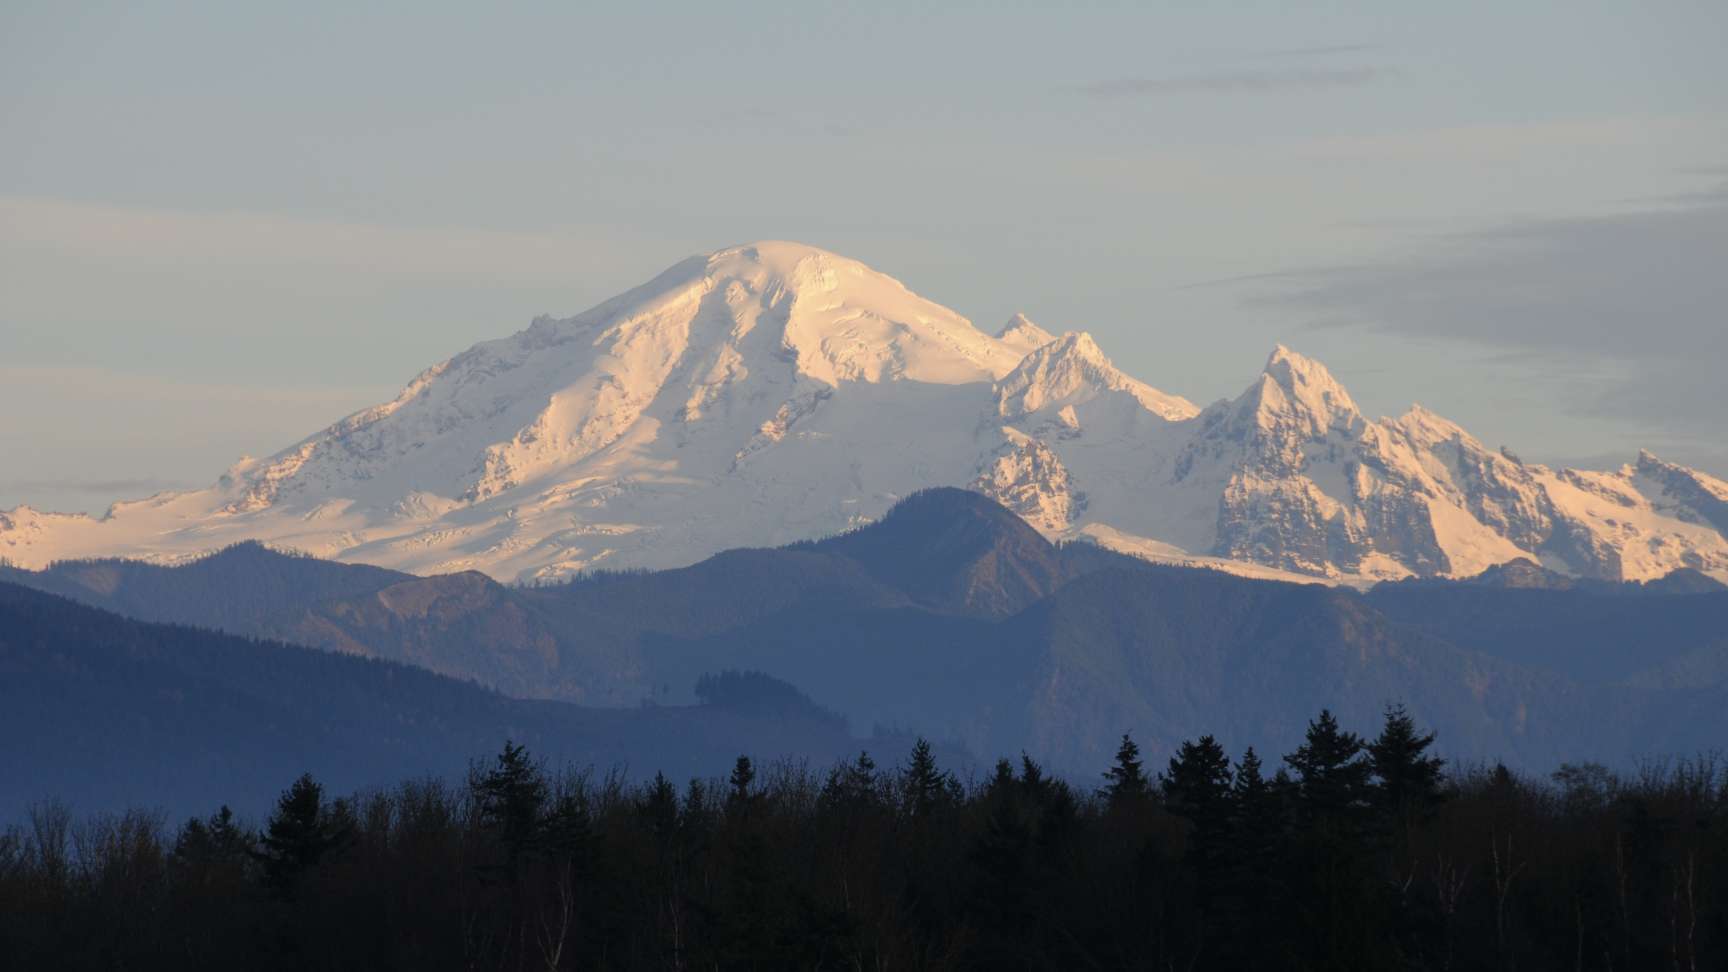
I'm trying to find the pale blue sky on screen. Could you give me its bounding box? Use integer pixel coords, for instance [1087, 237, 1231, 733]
[3, 1, 1726, 511]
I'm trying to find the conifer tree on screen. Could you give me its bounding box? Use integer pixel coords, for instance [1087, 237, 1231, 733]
[640, 771, 680, 840]
[254, 773, 348, 895]
[1162, 736, 1235, 963]
[173, 805, 251, 870]
[1162, 735, 1233, 822]
[727, 755, 756, 813]
[903, 737, 959, 817]
[1104, 733, 1152, 808]
[1367, 704, 1446, 837]
[472, 740, 548, 867]
[821, 750, 881, 812]
[1283, 710, 1381, 968]
[1220, 748, 1287, 967]
[1285, 709, 1372, 820]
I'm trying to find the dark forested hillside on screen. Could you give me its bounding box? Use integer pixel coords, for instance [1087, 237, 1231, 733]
[0, 583, 876, 820]
[1365, 580, 1728, 684]
[0, 541, 412, 631]
[4, 712, 1724, 971]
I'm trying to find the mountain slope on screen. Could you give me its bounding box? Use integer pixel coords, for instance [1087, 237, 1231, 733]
[0, 582, 865, 820]
[10, 490, 1725, 778]
[0, 542, 412, 631]
[3, 242, 1724, 584]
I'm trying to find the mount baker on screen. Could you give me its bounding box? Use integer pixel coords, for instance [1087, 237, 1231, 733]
[4, 241, 1725, 584]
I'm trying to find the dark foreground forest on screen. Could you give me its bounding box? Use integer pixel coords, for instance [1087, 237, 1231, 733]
[3, 708, 1723, 971]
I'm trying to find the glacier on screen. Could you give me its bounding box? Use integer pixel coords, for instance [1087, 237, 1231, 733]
[3, 240, 1725, 585]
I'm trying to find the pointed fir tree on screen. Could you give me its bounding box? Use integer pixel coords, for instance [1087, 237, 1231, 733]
[1219, 747, 1288, 967]
[1367, 704, 1446, 837]
[639, 771, 680, 842]
[472, 740, 548, 869]
[173, 804, 254, 886]
[821, 750, 881, 813]
[254, 773, 348, 895]
[1284, 709, 1372, 822]
[1283, 710, 1382, 968]
[1162, 735, 1233, 824]
[727, 755, 756, 814]
[1161, 736, 1236, 960]
[903, 737, 959, 817]
[1104, 732, 1153, 808]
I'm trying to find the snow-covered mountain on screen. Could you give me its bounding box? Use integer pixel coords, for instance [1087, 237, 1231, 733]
[4, 240, 1725, 584]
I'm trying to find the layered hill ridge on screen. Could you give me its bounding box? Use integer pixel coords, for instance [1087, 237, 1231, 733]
[2, 241, 1725, 583]
[8, 489, 1727, 780]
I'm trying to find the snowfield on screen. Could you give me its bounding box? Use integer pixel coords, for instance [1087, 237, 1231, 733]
[4, 240, 1725, 584]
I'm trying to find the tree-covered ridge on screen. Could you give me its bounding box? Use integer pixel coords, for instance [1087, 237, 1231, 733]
[4, 712, 1724, 971]
[8, 490, 1728, 774]
[0, 581, 873, 819]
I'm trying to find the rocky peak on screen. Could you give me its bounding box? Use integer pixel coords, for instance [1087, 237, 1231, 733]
[1239, 345, 1364, 438]
[1634, 450, 1728, 538]
[996, 313, 1057, 355]
[995, 331, 1197, 421]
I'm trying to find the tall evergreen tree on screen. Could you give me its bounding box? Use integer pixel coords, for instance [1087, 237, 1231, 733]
[902, 737, 959, 817]
[1162, 736, 1235, 965]
[1103, 733, 1152, 808]
[1285, 709, 1373, 819]
[173, 805, 251, 871]
[727, 755, 756, 813]
[253, 773, 348, 895]
[1367, 704, 1446, 838]
[639, 771, 680, 840]
[1162, 735, 1233, 822]
[1284, 710, 1382, 970]
[1220, 748, 1288, 968]
[472, 740, 548, 868]
[820, 750, 881, 812]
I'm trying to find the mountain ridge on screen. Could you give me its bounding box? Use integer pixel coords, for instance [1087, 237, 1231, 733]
[3, 240, 1724, 584]
[7, 488, 1725, 778]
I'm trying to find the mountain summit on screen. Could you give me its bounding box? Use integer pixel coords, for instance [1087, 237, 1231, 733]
[3, 242, 1725, 584]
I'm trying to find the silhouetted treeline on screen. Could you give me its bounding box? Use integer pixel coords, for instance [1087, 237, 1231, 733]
[3, 708, 1724, 970]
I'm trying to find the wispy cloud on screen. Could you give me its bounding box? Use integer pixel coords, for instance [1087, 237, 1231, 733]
[1240, 179, 1728, 471]
[1080, 66, 1390, 98]
[1253, 44, 1376, 59]
[0, 478, 193, 496]
[0, 196, 657, 284]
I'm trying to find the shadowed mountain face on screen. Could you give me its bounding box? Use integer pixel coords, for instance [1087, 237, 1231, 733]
[0, 582, 870, 820]
[0, 542, 412, 631]
[806, 488, 1075, 616]
[7, 489, 1727, 779]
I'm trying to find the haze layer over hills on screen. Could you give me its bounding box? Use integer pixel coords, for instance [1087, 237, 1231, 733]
[4, 242, 1725, 584]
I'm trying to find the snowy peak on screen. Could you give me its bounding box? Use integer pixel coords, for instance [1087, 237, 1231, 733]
[1232, 345, 1364, 438]
[644, 241, 1023, 387]
[995, 313, 1056, 355]
[226, 241, 1033, 511]
[3, 241, 1726, 588]
[995, 331, 1198, 421]
[1633, 450, 1728, 538]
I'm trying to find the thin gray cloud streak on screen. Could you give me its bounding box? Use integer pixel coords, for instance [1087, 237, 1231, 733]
[1254, 44, 1376, 59]
[1082, 66, 1390, 98]
[1, 479, 193, 496]
[1246, 181, 1728, 468]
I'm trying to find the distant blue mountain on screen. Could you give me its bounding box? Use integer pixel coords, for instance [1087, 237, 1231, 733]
[7, 489, 1727, 789]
